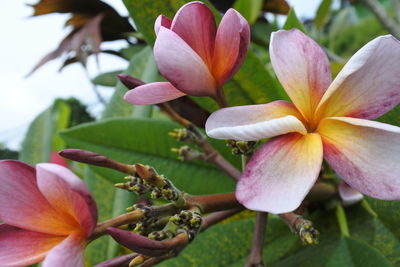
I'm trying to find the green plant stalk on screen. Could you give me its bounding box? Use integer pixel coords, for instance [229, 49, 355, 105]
[336, 204, 350, 237]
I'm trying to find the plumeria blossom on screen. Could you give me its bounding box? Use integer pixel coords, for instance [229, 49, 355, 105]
[123, 1, 250, 107]
[206, 29, 400, 214]
[0, 160, 98, 267]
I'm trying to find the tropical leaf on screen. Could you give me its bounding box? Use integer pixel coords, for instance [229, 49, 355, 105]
[60, 118, 238, 195]
[283, 8, 307, 33]
[19, 99, 71, 164]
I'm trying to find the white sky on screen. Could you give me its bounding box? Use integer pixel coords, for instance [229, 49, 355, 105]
[0, 0, 323, 149]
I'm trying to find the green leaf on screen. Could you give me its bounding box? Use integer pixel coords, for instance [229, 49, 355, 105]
[273, 235, 392, 267]
[123, 0, 187, 46]
[159, 216, 300, 267]
[92, 70, 123, 87]
[19, 99, 71, 164]
[364, 197, 400, 238]
[377, 104, 400, 126]
[315, 0, 333, 31]
[60, 118, 238, 195]
[283, 8, 307, 33]
[84, 167, 116, 265]
[102, 46, 159, 118]
[233, 0, 263, 25]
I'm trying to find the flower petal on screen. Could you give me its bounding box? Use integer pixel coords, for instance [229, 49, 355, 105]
[236, 133, 323, 213]
[212, 8, 250, 86]
[154, 27, 216, 97]
[338, 182, 363, 206]
[0, 160, 72, 235]
[270, 29, 331, 120]
[42, 233, 85, 267]
[316, 35, 400, 120]
[123, 82, 186, 105]
[154, 15, 172, 35]
[171, 1, 216, 66]
[36, 163, 98, 236]
[0, 224, 65, 267]
[318, 117, 400, 200]
[206, 100, 307, 141]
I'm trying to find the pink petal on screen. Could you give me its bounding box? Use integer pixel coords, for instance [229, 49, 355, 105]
[338, 182, 363, 206]
[270, 29, 331, 121]
[206, 100, 307, 141]
[154, 27, 216, 97]
[236, 133, 323, 213]
[0, 160, 73, 235]
[212, 8, 250, 87]
[171, 1, 216, 66]
[36, 163, 98, 236]
[50, 151, 69, 167]
[154, 15, 172, 35]
[0, 224, 65, 267]
[42, 233, 85, 267]
[319, 117, 400, 199]
[316, 35, 400, 120]
[123, 82, 186, 105]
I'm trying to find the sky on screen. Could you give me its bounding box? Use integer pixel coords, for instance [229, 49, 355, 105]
[0, 0, 324, 149]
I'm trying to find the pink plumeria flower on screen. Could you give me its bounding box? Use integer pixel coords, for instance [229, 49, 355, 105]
[206, 29, 400, 214]
[0, 160, 97, 267]
[123, 1, 250, 107]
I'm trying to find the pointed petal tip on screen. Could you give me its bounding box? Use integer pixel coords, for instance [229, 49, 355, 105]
[154, 14, 172, 35]
[123, 82, 185, 105]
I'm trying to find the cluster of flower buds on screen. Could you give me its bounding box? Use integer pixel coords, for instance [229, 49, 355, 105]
[171, 145, 206, 161]
[115, 163, 182, 202]
[226, 139, 258, 156]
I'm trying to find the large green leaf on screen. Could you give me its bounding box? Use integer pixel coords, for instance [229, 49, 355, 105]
[272, 235, 392, 267]
[377, 104, 400, 126]
[102, 46, 159, 118]
[159, 216, 300, 267]
[123, 0, 186, 46]
[84, 167, 116, 265]
[315, 0, 333, 31]
[364, 197, 400, 238]
[233, 0, 263, 25]
[60, 118, 238, 195]
[19, 99, 71, 164]
[92, 70, 123, 87]
[283, 8, 307, 33]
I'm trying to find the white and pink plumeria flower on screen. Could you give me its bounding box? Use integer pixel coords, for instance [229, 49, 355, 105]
[206, 29, 400, 214]
[0, 160, 98, 267]
[123, 1, 250, 107]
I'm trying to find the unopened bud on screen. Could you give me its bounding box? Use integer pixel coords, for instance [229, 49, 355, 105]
[118, 74, 145, 89]
[129, 255, 146, 267]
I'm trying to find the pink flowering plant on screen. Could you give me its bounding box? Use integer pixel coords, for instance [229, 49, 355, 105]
[2, 0, 400, 266]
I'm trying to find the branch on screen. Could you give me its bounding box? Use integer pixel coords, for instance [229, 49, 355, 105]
[279, 213, 319, 244]
[361, 0, 400, 39]
[245, 212, 268, 267]
[200, 208, 243, 231]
